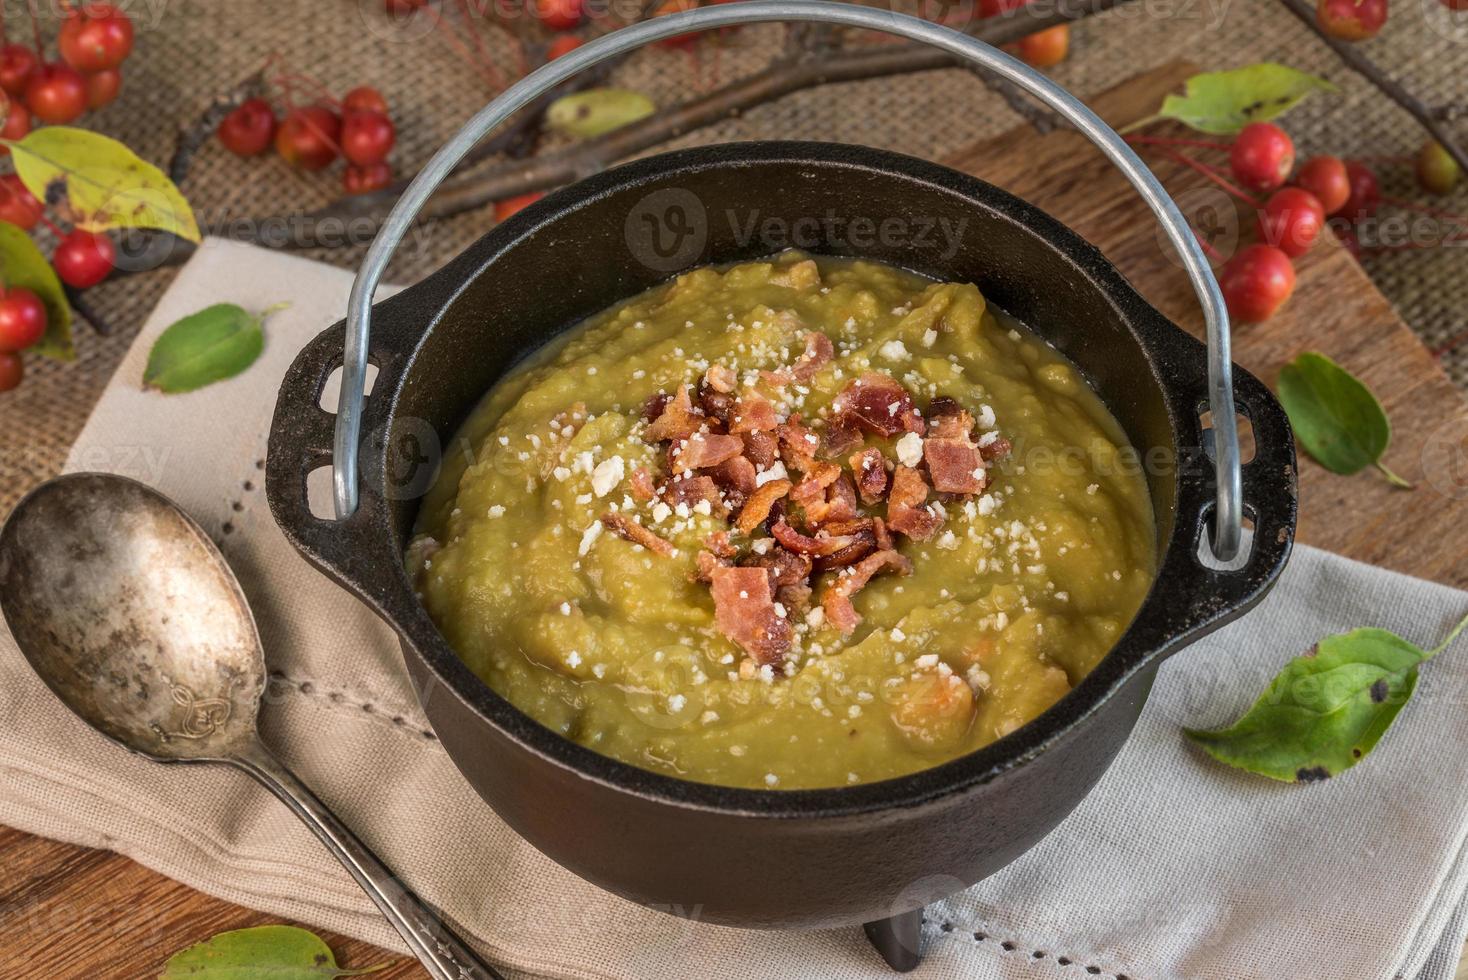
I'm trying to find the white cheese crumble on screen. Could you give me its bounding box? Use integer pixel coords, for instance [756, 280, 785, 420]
[755, 460, 789, 486]
[591, 456, 625, 497]
[577, 521, 602, 556]
[895, 431, 924, 467]
[921, 327, 938, 347]
[878, 339, 911, 362]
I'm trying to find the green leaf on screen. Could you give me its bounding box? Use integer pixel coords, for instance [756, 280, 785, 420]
[1154, 63, 1337, 135]
[9, 127, 200, 241]
[159, 925, 389, 979]
[0, 221, 73, 360]
[1186, 613, 1468, 782]
[143, 302, 284, 393]
[546, 88, 656, 138]
[1277, 351, 1411, 488]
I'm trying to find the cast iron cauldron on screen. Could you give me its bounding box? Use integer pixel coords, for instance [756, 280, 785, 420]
[266, 4, 1297, 971]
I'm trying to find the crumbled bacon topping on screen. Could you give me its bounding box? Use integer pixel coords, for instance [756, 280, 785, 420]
[822, 549, 913, 635]
[600, 512, 674, 556]
[832, 372, 925, 438]
[614, 329, 1012, 675]
[886, 465, 942, 541]
[710, 565, 792, 665]
[736, 478, 792, 534]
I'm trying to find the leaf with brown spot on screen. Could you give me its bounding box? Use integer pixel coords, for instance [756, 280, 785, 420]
[1186, 614, 1468, 782]
[11, 127, 199, 241]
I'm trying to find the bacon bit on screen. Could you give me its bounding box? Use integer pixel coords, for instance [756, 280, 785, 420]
[735, 478, 792, 534]
[872, 516, 894, 551]
[661, 474, 726, 515]
[811, 517, 877, 570]
[730, 390, 779, 433]
[629, 466, 656, 502]
[926, 401, 976, 442]
[710, 455, 758, 502]
[777, 416, 819, 472]
[849, 448, 889, 504]
[674, 431, 744, 473]
[886, 465, 942, 540]
[694, 549, 731, 582]
[710, 565, 792, 665]
[698, 386, 736, 427]
[641, 392, 670, 424]
[601, 512, 675, 556]
[644, 385, 703, 443]
[979, 434, 1012, 462]
[821, 549, 913, 635]
[776, 580, 813, 618]
[832, 373, 925, 438]
[742, 429, 778, 470]
[923, 437, 986, 495]
[704, 363, 737, 393]
[806, 472, 859, 526]
[705, 529, 738, 559]
[790, 461, 841, 508]
[771, 518, 854, 557]
[819, 415, 864, 459]
[790, 331, 834, 382]
[741, 545, 812, 588]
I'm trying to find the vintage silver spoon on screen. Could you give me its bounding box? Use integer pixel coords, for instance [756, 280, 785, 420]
[0, 473, 502, 980]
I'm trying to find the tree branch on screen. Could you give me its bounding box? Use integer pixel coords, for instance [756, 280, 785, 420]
[1276, 0, 1468, 174]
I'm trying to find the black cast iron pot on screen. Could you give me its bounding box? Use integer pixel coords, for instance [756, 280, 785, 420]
[266, 141, 1296, 954]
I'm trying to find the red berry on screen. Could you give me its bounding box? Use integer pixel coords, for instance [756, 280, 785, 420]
[0, 286, 46, 352]
[0, 44, 37, 97]
[0, 351, 22, 392]
[1230, 122, 1295, 194]
[1416, 140, 1462, 196]
[1293, 155, 1350, 215]
[384, 0, 427, 11]
[341, 109, 395, 166]
[1257, 188, 1326, 258]
[1219, 244, 1296, 323]
[275, 106, 342, 171]
[547, 34, 584, 59]
[0, 95, 30, 150]
[342, 86, 388, 115]
[85, 67, 121, 109]
[495, 191, 544, 221]
[536, 0, 584, 32]
[53, 229, 116, 288]
[1441, 0, 1468, 8]
[1007, 24, 1069, 68]
[59, 3, 134, 73]
[0, 173, 42, 229]
[1340, 160, 1381, 222]
[1316, 0, 1389, 40]
[343, 162, 392, 194]
[218, 98, 277, 157]
[24, 63, 89, 124]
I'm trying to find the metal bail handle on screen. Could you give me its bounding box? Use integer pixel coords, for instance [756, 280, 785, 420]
[334, 0, 1245, 562]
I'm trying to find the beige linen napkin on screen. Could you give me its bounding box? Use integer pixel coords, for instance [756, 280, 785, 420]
[4, 238, 1468, 980]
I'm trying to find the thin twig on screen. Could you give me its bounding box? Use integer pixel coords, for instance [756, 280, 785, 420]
[974, 70, 1063, 135]
[64, 286, 116, 336]
[168, 71, 266, 184]
[1276, 0, 1468, 175]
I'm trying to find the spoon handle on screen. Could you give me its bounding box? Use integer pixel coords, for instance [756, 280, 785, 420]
[230, 739, 505, 980]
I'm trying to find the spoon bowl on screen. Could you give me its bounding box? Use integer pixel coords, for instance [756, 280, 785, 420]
[0, 473, 264, 762]
[0, 472, 502, 980]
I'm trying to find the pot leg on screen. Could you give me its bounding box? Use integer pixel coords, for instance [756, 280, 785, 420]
[862, 907, 924, 972]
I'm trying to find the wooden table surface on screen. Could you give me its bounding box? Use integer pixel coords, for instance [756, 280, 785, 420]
[2, 61, 1465, 979]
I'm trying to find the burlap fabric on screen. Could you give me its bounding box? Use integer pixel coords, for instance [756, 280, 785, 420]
[1, 0, 1464, 510]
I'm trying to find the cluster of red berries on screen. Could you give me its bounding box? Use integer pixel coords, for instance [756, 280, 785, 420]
[218, 85, 398, 195]
[0, 281, 46, 391]
[1316, 0, 1467, 42]
[0, 2, 133, 140]
[1208, 122, 1391, 323]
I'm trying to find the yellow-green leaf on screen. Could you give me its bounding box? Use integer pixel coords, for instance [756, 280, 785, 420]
[1156, 64, 1337, 135]
[159, 925, 389, 979]
[143, 302, 284, 393]
[547, 89, 655, 138]
[0, 222, 72, 360]
[10, 127, 200, 241]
